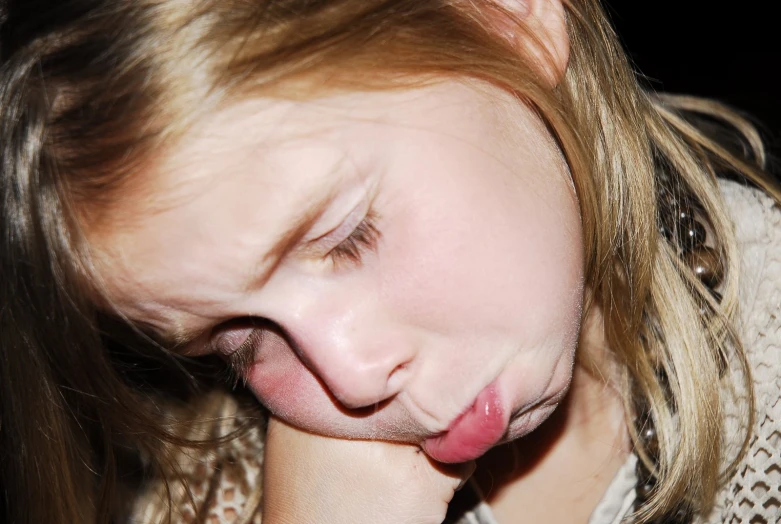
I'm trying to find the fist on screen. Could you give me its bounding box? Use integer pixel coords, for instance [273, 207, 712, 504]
[262, 417, 473, 524]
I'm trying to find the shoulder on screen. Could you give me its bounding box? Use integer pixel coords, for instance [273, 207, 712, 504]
[720, 179, 781, 354]
[721, 178, 781, 288]
[706, 179, 781, 523]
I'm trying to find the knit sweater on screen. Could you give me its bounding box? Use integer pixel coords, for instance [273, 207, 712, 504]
[127, 181, 781, 524]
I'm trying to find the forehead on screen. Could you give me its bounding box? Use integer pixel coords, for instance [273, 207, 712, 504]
[128, 81, 499, 212]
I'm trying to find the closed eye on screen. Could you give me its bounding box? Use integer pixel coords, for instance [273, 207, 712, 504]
[209, 318, 267, 386]
[225, 327, 263, 385]
[327, 210, 381, 266]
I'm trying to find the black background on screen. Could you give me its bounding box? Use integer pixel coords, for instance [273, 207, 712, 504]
[603, 2, 780, 160]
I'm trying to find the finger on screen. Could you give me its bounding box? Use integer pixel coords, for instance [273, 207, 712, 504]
[424, 455, 477, 493]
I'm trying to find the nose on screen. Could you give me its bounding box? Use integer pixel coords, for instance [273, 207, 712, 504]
[282, 296, 415, 410]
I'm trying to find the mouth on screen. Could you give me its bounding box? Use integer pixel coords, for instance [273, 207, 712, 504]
[421, 382, 509, 463]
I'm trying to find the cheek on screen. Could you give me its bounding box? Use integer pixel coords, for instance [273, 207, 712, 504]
[244, 331, 325, 424]
[245, 332, 368, 435]
[248, 357, 342, 433]
[380, 183, 583, 348]
[248, 358, 308, 417]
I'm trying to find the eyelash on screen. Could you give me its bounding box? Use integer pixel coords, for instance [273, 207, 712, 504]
[223, 327, 264, 387]
[327, 211, 381, 266]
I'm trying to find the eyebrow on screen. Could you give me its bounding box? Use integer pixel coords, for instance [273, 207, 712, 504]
[245, 182, 342, 292]
[126, 316, 206, 354]
[264, 195, 334, 262]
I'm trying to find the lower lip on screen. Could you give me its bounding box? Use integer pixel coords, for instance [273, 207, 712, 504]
[421, 383, 509, 463]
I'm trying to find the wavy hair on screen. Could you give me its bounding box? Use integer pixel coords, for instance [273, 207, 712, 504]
[0, 1, 775, 522]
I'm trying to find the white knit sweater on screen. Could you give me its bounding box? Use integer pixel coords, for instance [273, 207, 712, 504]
[128, 181, 781, 524]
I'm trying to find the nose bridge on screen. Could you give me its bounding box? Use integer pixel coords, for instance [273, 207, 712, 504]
[287, 288, 414, 409]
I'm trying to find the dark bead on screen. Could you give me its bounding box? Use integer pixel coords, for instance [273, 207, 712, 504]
[637, 480, 655, 500]
[659, 199, 680, 220]
[685, 246, 723, 288]
[676, 219, 706, 251]
[641, 425, 660, 458]
[635, 459, 651, 477]
[676, 208, 693, 222]
[668, 506, 693, 523]
[659, 223, 673, 241]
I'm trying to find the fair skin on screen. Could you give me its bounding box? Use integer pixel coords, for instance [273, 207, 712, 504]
[90, 1, 629, 521]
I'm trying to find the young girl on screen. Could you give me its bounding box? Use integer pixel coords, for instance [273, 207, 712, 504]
[1, 1, 779, 523]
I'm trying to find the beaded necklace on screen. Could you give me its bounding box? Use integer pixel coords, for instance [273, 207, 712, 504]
[634, 183, 724, 523]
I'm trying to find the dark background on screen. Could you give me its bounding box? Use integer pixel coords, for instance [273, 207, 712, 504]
[603, 2, 780, 160]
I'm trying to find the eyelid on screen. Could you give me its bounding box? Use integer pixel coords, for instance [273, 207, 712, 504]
[212, 326, 255, 357]
[327, 210, 380, 267]
[211, 322, 264, 385]
[304, 197, 370, 251]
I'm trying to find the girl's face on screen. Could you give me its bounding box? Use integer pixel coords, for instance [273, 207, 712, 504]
[93, 80, 584, 462]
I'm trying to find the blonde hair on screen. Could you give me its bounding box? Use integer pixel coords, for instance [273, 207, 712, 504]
[0, 1, 775, 522]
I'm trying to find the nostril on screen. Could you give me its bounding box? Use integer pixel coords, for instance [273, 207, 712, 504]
[386, 360, 412, 395]
[329, 360, 412, 410]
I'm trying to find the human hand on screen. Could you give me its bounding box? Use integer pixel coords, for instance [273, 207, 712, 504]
[262, 416, 473, 524]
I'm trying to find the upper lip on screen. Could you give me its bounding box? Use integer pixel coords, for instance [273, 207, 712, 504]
[399, 386, 487, 439]
[400, 395, 452, 436]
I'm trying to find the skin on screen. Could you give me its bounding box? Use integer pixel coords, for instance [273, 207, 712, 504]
[93, 81, 585, 448]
